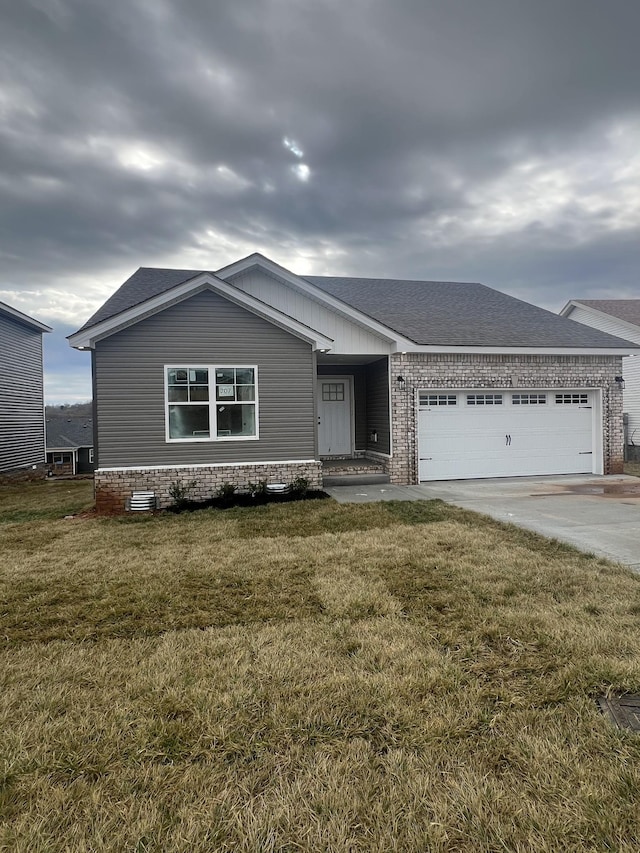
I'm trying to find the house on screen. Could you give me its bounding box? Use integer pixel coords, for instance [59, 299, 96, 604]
[560, 300, 640, 452]
[46, 417, 95, 476]
[0, 300, 51, 478]
[68, 253, 639, 512]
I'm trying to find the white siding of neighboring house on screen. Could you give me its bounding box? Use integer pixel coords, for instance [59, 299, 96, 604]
[229, 269, 391, 355]
[567, 304, 640, 443]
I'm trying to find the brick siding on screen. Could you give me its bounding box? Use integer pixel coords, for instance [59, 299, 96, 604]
[95, 460, 323, 513]
[388, 353, 624, 484]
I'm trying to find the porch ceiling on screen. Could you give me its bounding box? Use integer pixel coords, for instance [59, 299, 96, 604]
[316, 353, 388, 366]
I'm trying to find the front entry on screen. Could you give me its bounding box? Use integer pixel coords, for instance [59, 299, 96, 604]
[317, 377, 353, 455]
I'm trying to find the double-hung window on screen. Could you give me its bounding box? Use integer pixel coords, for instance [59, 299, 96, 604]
[165, 366, 258, 441]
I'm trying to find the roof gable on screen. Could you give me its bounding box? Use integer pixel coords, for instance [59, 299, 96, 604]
[68, 271, 334, 351]
[69, 254, 640, 353]
[564, 299, 640, 329]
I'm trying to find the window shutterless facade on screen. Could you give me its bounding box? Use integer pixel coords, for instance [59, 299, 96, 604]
[165, 366, 259, 441]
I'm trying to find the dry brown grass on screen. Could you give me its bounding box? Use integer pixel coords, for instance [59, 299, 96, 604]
[2, 481, 640, 851]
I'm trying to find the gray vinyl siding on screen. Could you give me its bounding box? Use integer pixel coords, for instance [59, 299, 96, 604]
[94, 290, 316, 468]
[317, 364, 367, 450]
[365, 358, 390, 454]
[0, 312, 46, 472]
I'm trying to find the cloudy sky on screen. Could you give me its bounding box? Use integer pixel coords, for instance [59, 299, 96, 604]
[1, 0, 639, 402]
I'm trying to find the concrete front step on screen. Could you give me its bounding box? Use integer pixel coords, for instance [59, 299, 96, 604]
[321, 459, 385, 475]
[323, 472, 391, 487]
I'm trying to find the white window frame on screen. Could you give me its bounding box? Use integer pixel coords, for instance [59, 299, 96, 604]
[164, 364, 260, 443]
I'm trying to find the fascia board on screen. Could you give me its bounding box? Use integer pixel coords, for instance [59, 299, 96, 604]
[0, 301, 52, 333]
[394, 345, 640, 356]
[216, 254, 414, 348]
[558, 300, 578, 317]
[68, 273, 335, 351]
[560, 300, 640, 338]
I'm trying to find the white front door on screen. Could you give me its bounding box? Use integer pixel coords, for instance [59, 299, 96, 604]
[318, 377, 352, 455]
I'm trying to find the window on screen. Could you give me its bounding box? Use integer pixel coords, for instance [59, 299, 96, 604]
[88, 449, 94, 464]
[166, 366, 258, 441]
[555, 393, 588, 405]
[322, 382, 345, 402]
[512, 393, 547, 405]
[419, 393, 457, 406]
[466, 394, 503, 406]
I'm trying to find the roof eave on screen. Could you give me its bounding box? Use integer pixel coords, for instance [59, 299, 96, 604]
[0, 301, 52, 333]
[397, 344, 640, 356]
[67, 273, 335, 351]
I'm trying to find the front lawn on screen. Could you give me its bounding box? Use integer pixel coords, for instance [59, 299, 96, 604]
[1, 480, 640, 851]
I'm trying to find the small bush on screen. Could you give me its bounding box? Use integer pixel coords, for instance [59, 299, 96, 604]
[168, 479, 198, 509]
[247, 479, 269, 500]
[216, 482, 237, 503]
[291, 476, 309, 497]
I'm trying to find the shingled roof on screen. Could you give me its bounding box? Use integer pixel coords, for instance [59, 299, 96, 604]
[46, 417, 93, 450]
[570, 300, 640, 328]
[76, 266, 638, 349]
[306, 277, 639, 348]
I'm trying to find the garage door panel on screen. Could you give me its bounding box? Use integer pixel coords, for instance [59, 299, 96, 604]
[418, 391, 595, 481]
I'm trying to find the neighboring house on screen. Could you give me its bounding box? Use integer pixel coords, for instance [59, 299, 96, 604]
[560, 300, 640, 449]
[46, 417, 95, 476]
[0, 301, 51, 477]
[68, 253, 639, 512]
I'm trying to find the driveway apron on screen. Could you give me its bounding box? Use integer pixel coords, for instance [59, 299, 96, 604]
[325, 474, 640, 571]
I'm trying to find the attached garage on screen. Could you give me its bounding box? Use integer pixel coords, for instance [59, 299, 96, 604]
[418, 389, 600, 481]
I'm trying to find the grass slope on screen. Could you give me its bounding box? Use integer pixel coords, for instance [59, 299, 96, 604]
[1, 481, 640, 851]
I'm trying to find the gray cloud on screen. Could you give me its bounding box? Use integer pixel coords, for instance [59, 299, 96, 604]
[0, 0, 639, 400]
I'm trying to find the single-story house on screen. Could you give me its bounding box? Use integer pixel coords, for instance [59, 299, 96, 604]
[0, 300, 51, 478]
[68, 253, 639, 512]
[560, 299, 640, 450]
[46, 417, 95, 476]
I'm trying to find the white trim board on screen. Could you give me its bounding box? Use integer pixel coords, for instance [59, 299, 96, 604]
[68, 274, 334, 351]
[97, 459, 319, 473]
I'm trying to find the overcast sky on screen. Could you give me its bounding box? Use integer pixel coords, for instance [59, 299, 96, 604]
[1, 0, 639, 402]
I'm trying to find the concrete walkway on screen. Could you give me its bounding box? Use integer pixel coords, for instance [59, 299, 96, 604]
[325, 474, 640, 571]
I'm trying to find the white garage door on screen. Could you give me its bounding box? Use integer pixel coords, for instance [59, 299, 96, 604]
[418, 391, 596, 481]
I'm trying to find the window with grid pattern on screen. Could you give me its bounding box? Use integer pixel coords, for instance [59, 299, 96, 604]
[466, 394, 503, 405]
[512, 393, 547, 405]
[322, 383, 345, 402]
[555, 393, 588, 405]
[419, 393, 457, 407]
[166, 366, 257, 440]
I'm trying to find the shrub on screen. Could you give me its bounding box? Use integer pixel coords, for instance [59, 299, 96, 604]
[247, 479, 269, 500]
[290, 476, 309, 497]
[215, 482, 237, 503]
[168, 479, 198, 509]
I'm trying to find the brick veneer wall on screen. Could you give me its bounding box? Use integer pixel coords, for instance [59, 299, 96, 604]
[95, 460, 323, 513]
[0, 463, 47, 485]
[388, 353, 624, 484]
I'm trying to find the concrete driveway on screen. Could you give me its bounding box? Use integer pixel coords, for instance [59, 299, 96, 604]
[325, 474, 640, 571]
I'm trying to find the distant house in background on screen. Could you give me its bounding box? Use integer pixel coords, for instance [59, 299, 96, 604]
[46, 417, 95, 476]
[0, 301, 51, 478]
[561, 300, 640, 450]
